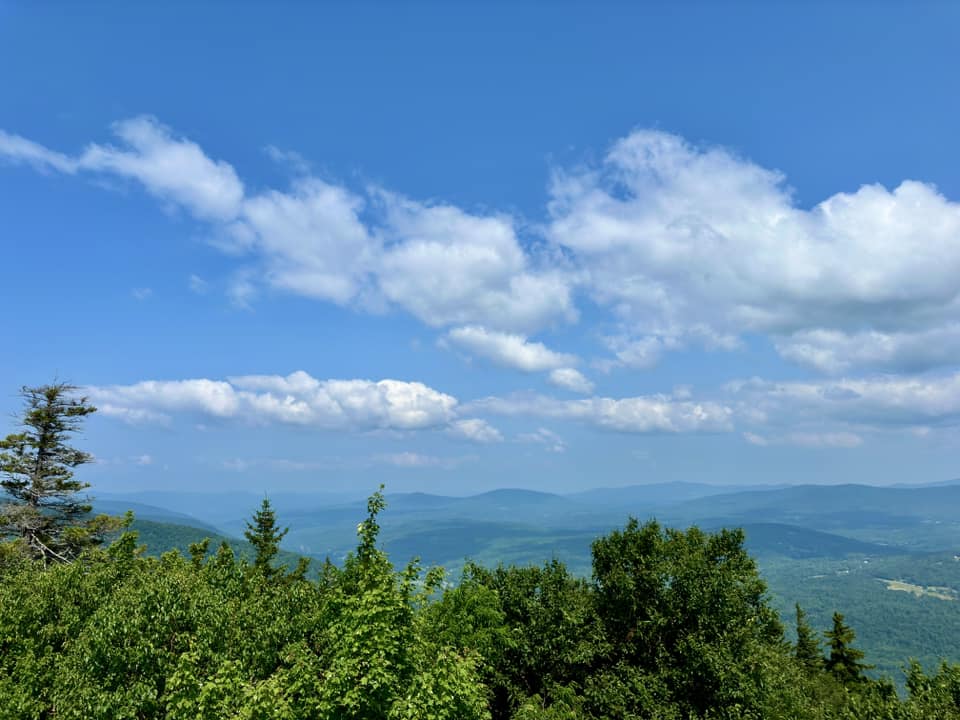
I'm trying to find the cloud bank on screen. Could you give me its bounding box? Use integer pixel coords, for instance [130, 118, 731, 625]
[7, 118, 960, 378]
[6, 117, 960, 448]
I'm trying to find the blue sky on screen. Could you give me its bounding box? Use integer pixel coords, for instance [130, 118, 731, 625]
[2, 2, 960, 496]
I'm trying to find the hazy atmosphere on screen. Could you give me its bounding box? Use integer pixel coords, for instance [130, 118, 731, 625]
[3, 2, 960, 496]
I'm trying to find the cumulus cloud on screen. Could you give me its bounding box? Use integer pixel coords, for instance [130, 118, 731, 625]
[79, 117, 245, 221]
[447, 418, 504, 443]
[239, 179, 378, 305]
[88, 370, 458, 431]
[548, 367, 594, 394]
[0, 118, 578, 333]
[10, 118, 960, 378]
[446, 325, 576, 372]
[548, 130, 960, 373]
[376, 193, 575, 332]
[471, 392, 733, 434]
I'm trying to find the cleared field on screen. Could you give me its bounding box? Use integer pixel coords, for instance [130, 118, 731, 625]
[880, 578, 957, 601]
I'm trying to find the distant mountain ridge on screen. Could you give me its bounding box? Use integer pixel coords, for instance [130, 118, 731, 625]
[92, 480, 960, 564]
[84, 480, 960, 686]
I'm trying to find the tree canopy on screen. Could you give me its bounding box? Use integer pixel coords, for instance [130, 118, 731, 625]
[1, 386, 958, 718]
[3, 490, 959, 719]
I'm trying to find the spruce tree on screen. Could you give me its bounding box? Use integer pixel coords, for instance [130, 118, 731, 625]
[244, 497, 288, 577]
[794, 603, 822, 671]
[0, 383, 115, 564]
[824, 611, 872, 685]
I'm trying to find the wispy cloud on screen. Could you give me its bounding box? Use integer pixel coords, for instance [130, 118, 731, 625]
[517, 427, 566, 453]
[548, 368, 593, 394]
[447, 418, 504, 443]
[471, 392, 733, 434]
[378, 451, 473, 469]
[743, 431, 863, 448]
[445, 325, 576, 372]
[188, 274, 208, 294]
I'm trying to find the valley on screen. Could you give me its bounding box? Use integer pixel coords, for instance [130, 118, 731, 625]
[102, 479, 960, 684]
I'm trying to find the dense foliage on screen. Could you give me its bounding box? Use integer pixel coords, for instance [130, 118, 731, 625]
[3, 384, 960, 717]
[3, 488, 960, 718]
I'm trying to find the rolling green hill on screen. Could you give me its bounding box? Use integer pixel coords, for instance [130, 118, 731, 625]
[120, 518, 310, 571]
[96, 480, 960, 686]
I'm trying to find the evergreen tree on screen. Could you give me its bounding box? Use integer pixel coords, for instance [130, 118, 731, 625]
[824, 611, 872, 686]
[0, 383, 116, 564]
[794, 603, 822, 671]
[244, 497, 288, 577]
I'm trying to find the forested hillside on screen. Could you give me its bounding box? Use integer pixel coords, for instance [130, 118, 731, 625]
[88, 481, 960, 686]
[4, 383, 960, 717]
[4, 489, 960, 718]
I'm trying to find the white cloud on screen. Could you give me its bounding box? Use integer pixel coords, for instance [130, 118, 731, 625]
[548, 367, 594, 394]
[447, 418, 503, 443]
[446, 325, 576, 372]
[135, 454, 154, 466]
[239, 179, 378, 305]
[132, 287, 153, 301]
[88, 371, 458, 431]
[603, 335, 668, 369]
[221, 457, 338, 472]
[0, 130, 76, 172]
[518, 427, 566, 453]
[1, 117, 245, 221]
[0, 116, 243, 221]
[264, 144, 310, 175]
[549, 130, 960, 373]
[91, 379, 242, 418]
[376, 192, 575, 332]
[379, 452, 468, 469]
[1, 119, 576, 333]
[728, 372, 960, 430]
[82, 117, 244, 221]
[471, 392, 733, 434]
[11, 119, 960, 379]
[96, 405, 171, 425]
[775, 326, 960, 375]
[743, 431, 862, 448]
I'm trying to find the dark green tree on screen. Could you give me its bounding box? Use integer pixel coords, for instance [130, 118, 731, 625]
[824, 612, 872, 686]
[794, 603, 822, 672]
[0, 383, 116, 564]
[589, 519, 784, 717]
[243, 498, 288, 577]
